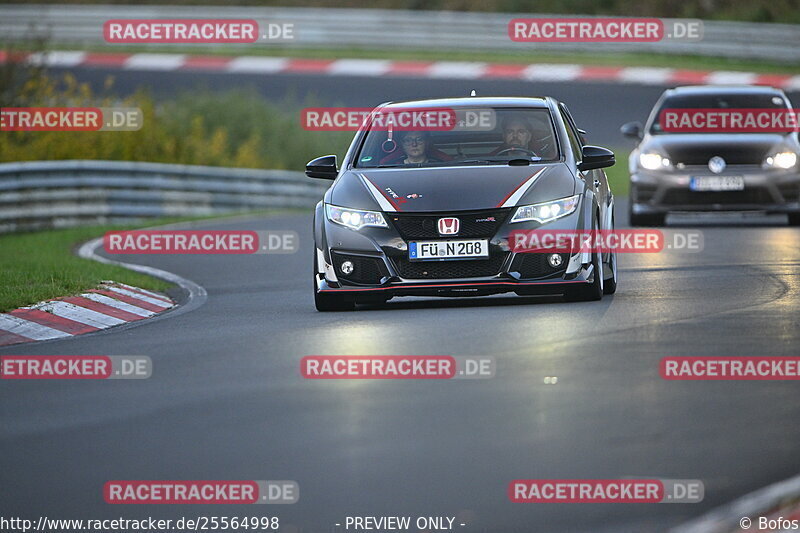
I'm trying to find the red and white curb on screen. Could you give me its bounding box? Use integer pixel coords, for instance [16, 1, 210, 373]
[0, 282, 174, 347]
[1, 50, 799, 89]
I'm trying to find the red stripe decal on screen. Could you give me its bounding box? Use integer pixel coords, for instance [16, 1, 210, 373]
[321, 279, 586, 292]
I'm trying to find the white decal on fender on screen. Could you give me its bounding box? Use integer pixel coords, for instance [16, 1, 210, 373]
[358, 173, 396, 212]
[499, 168, 547, 208]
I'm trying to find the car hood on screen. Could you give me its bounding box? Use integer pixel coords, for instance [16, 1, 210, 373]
[642, 134, 788, 165]
[331, 164, 575, 212]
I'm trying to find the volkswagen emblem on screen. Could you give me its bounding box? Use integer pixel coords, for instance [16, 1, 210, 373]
[708, 156, 726, 174]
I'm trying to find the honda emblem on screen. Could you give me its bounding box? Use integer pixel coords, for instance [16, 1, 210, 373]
[438, 217, 460, 235]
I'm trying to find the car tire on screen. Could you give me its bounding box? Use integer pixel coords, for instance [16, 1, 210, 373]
[788, 213, 800, 226]
[603, 249, 618, 295]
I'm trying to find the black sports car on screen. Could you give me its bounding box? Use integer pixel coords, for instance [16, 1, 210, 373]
[308, 96, 617, 311]
[622, 85, 800, 226]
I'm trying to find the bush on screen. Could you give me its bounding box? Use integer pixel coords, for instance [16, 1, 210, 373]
[0, 71, 353, 170]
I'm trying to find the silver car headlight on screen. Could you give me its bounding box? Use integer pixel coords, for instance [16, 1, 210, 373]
[326, 204, 388, 230]
[510, 195, 580, 224]
[763, 151, 798, 170]
[639, 152, 672, 170]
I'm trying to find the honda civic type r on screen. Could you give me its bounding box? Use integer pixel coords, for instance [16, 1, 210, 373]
[308, 97, 618, 311]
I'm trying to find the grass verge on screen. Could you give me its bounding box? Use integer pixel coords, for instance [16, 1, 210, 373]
[0, 211, 293, 312]
[606, 148, 631, 196]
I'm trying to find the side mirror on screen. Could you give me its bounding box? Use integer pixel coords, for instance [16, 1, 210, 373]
[620, 121, 643, 140]
[305, 155, 338, 180]
[578, 145, 615, 171]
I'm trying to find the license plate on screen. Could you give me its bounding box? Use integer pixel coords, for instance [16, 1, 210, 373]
[689, 176, 745, 191]
[408, 239, 489, 261]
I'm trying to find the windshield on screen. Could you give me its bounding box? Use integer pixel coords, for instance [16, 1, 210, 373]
[649, 92, 790, 134]
[354, 107, 560, 168]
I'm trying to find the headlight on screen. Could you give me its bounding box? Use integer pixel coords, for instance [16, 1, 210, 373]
[764, 151, 798, 170]
[639, 152, 671, 170]
[326, 204, 388, 230]
[510, 195, 580, 224]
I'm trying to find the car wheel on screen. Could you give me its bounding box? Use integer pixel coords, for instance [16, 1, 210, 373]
[603, 248, 618, 295]
[313, 249, 354, 311]
[788, 213, 800, 226]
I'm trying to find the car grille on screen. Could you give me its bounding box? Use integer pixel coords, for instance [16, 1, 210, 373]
[778, 183, 799, 203]
[662, 188, 773, 206]
[511, 252, 569, 279]
[388, 209, 511, 240]
[633, 184, 658, 203]
[393, 253, 508, 279]
[331, 252, 389, 285]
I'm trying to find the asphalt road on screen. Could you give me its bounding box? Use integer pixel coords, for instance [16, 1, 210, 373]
[2, 68, 800, 532]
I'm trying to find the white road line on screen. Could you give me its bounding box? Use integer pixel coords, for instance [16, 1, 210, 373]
[79, 293, 156, 317]
[0, 314, 72, 341]
[32, 301, 126, 328]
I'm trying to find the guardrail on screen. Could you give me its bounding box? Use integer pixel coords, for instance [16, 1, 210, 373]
[0, 160, 325, 233]
[0, 4, 799, 63]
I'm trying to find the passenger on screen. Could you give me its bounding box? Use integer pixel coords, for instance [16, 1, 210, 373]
[398, 131, 434, 164]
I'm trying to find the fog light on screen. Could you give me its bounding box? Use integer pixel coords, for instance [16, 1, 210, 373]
[547, 254, 563, 268]
[340, 260, 354, 275]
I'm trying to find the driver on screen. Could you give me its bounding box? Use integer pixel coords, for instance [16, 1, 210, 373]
[492, 115, 536, 157]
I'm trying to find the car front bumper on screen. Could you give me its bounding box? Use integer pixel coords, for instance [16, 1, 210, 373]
[630, 167, 800, 214]
[315, 205, 598, 299]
